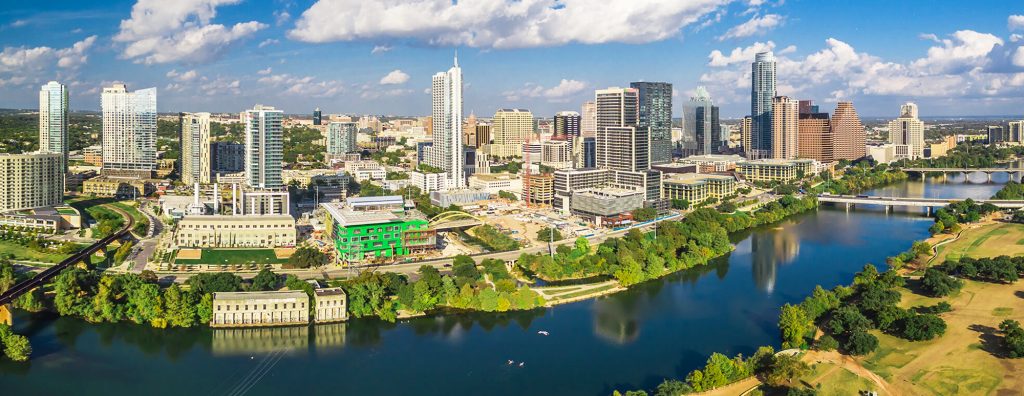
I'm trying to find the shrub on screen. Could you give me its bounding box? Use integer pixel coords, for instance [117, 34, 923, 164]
[844, 331, 879, 355]
[814, 335, 839, 352]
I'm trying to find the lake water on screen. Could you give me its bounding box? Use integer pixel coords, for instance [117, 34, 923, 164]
[0, 176, 1005, 395]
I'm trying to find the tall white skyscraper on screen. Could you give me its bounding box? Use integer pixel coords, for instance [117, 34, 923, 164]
[327, 121, 358, 155]
[427, 55, 465, 189]
[39, 81, 68, 171]
[101, 83, 157, 177]
[180, 112, 212, 185]
[581, 100, 597, 138]
[683, 86, 721, 155]
[243, 104, 284, 189]
[888, 102, 925, 160]
[750, 51, 777, 159]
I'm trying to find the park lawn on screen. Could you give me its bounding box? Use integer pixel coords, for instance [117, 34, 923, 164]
[174, 248, 289, 265]
[0, 240, 71, 263]
[800, 362, 877, 396]
[933, 222, 1024, 263]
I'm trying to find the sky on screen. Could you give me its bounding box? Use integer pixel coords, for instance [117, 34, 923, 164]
[2, 0, 1024, 118]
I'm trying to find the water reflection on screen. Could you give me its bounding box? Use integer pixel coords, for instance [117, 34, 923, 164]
[750, 224, 801, 293]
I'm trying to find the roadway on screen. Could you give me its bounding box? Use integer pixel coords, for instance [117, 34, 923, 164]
[901, 167, 1024, 173]
[817, 194, 1024, 209]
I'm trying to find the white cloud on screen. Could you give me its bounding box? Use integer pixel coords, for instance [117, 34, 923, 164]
[379, 69, 410, 85]
[708, 41, 775, 66]
[257, 67, 272, 75]
[114, 0, 267, 64]
[259, 39, 280, 48]
[719, 13, 784, 41]
[0, 36, 97, 88]
[166, 69, 199, 82]
[1010, 15, 1024, 31]
[274, 10, 291, 26]
[289, 0, 731, 48]
[503, 79, 587, 102]
[371, 45, 392, 54]
[9, 20, 28, 28]
[910, 30, 1002, 74]
[258, 73, 344, 97]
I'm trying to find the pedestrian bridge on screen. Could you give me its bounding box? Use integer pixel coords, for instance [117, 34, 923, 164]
[818, 195, 1024, 210]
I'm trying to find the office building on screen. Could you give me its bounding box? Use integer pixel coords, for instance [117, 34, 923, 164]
[523, 173, 554, 206]
[677, 154, 745, 173]
[410, 171, 448, 193]
[39, 81, 68, 172]
[1009, 121, 1024, 143]
[243, 104, 284, 189]
[570, 187, 644, 227]
[82, 176, 156, 198]
[313, 108, 322, 125]
[211, 291, 309, 327]
[684, 86, 721, 155]
[320, 198, 436, 263]
[175, 214, 296, 248]
[797, 107, 832, 163]
[212, 142, 245, 173]
[581, 101, 597, 138]
[474, 123, 491, 148]
[180, 112, 212, 185]
[581, 137, 596, 168]
[490, 108, 534, 158]
[887, 102, 925, 160]
[552, 168, 613, 212]
[631, 81, 672, 164]
[426, 55, 465, 189]
[101, 84, 157, 177]
[469, 173, 523, 195]
[314, 288, 348, 323]
[662, 173, 738, 205]
[988, 126, 1007, 144]
[737, 159, 817, 182]
[553, 111, 581, 140]
[831, 101, 866, 161]
[595, 87, 646, 171]
[770, 96, 799, 160]
[750, 51, 777, 159]
[327, 122, 358, 155]
[0, 152, 63, 212]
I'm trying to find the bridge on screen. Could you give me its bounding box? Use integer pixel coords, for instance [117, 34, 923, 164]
[818, 194, 1024, 213]
[427, 211, 483, 231]
[0, 204, 134, 325]
[901, 168, 1024, 182]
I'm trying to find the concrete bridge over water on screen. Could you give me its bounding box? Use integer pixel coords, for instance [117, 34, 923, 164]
[818, 194, 1024, 214]
[901, 168, 1024, 182]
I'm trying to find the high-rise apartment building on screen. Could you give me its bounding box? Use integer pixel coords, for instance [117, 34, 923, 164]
[313, 108, 322, 125]
[581, 101, 597, 138]
[988, 126, 1007, 144]
[211, 142, 245, 173]
[684, 86, 721, 155]
[1009, 121, 1024, 143]
[741, 116, 752, 155]
[243, 104, 284, 189]
[553, 111, 581, 140]
[426, 56, 465, 189]
[490, 108, 534, 158]
[751, 51, 777, 159]
[327, 122, 358, 155]
[463, 113, 477, 148]
[631, 81, 672, 164]
[797, 110, 832, 163]
[771, 96, 799, 160]
[595, 87, 646, 172]
[179, 112, 212, 185]
[39, 81, 68, 172]
[888, 102, 925, 160]
[831, 101, 866, 161]
[0, 153, 63, 212]
[101, 83, 157, 177]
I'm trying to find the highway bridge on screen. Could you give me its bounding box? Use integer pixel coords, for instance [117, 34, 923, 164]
[0, 205, 134, 324]
[901, 167, 1024, 182]
[818, 194, 1024, 212]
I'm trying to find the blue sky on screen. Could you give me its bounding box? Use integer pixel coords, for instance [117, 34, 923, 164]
[2, 0, 1024, 118]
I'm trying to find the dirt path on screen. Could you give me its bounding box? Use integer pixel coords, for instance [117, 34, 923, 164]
[803, 350, 896, 395]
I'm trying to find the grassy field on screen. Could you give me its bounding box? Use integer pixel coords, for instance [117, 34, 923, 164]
[173, 249, 289, 265]
[0, 240, 72, 263]
[803, 362, 877, 396]
[933, 222, 1024, 263]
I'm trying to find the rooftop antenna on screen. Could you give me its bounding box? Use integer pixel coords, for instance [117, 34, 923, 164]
[454, 49, 458, 67]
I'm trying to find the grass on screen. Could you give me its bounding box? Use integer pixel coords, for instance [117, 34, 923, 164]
[546, 283, 617, 300]
[0, 240, 72, 263]
[801, 363, 876, 396]
[992, 307, 1014, 316]
[173, 248, 289, 265]
[933, 223, 1024, 263]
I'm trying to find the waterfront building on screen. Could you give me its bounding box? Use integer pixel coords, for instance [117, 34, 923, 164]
[770, 96, 799, 160]
[631, 81, 672, 164]
[327, 122, 358, 155]
[797, 108, 832, 163]
[0, 152, 63, 212]
[581, 100, 597, 138]
[887, 102, 924, 160]
[101, 84, 157, 178]
[175, 214, 296, 248]
[677, 154, 745, 173]
[314, 288, 348, 323]
[180, 112, 212, 185]
[595, 87, 646, 172]
[39, 81, 68, 172]
[243, 104, 284, 189]
[750, 51, 777, 159]
[737, 159, 817, 182]
[662, 173, 738, 205]
[211, 291, 309, 327]
[831, 101, 866, 161]
[552, 168, 614, 213]
[988, 126, 1007, 144]
[683, 86, 721, 155]
[425, 55, 465, 189]
[490, 108, 534, 158]
[320, 199, 436, 263]
[1009, 121, 1024, 143]
[570, 187, 645, 227]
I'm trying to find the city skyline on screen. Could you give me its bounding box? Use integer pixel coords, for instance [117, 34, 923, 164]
[2, 1, 1024, 117]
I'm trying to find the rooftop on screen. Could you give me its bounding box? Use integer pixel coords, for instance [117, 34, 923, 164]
[574, 186, 644, 198]
[679, 154, 746, 163]
[212, 290, 308, 301]
[665, 173, 737, 185]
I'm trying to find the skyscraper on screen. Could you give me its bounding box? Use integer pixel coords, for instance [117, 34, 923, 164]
[797, 102, 832, 163]
[490, 109, 534, 158]
[741, 116, 752, 155]
[581, 100, 597, 138]
[888, 102, 924, 159]
[179, 112, 212, 185]
[327, 121, 358, 155]
[751, 51, 777, 159]
[39, 81, 68, 172]
[684, 86, 721, 155]
[988, 126, 1006, 144]
[595, 87, 646, 172]
[770, 96, 799, 160]
[1009, 120, 1024, 143]
[831, 101, 866, 161]
[475, 124, 491, 148]
[631, 81, 672, 164]
[101, 83, 157, 177]
[426, 55, 465, 189]
[553, 111, 581, 140]
[313, 108, 322, 125]
[243, 104, 284, 189]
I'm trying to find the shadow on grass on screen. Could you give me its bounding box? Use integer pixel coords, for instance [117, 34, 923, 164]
[1015, 290, 1024, 300]
[968, 323, 1011, 359]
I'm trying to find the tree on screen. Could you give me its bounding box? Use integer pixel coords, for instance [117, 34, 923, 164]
[844, 330, 879, 355]
[900, 314, 946, 341]
[0, 325, 31, 362]
[113, 241, 134, 264]
[498, 190, 518, 201]
[537, 227, 564, 242]
[763, 354, 810, 387]
[654, 379, 692, 396]
[250, 268, 280, 291]
[921, 268, 963, 297]
[999, 319, 1024, 358]
[452, 255, 480, 285]
[286, 246, 329, 269]
[163, 284, 197, 328]
[671, 199, 690, 210]
[827, 306, 872, 336]
[197, 293, 214, 324]
[814, 335, 839, 351]
[186, 272, 242, 295]
[778, 304, 811, 349]
[632, 207, 658, 222]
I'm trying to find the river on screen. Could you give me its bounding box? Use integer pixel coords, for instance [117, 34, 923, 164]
[0, 175, 1008, 395]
